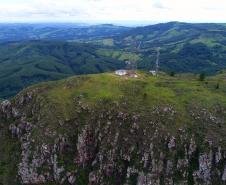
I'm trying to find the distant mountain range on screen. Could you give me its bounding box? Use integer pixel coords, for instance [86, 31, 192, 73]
[0, 23, 131, 42]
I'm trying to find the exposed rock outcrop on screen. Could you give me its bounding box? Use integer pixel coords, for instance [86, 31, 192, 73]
[0, 91, 226, 185]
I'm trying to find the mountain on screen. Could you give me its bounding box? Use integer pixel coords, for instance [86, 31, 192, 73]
[0, 41, 125, 99]
[110, 22, 226, 73]
[0, 72, 226, 184]
[0, 23, 131, 42]
[2, 22, 226, 98]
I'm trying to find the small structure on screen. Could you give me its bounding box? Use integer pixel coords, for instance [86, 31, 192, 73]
[128, 73, 138, 78]
[149, 70, 157, 76]
[115, 69, 127, 76]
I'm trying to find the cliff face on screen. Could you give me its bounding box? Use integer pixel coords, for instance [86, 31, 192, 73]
[0, 73, 226, 185]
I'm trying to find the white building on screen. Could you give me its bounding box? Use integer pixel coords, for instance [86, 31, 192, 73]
[115, 70, 127, 76]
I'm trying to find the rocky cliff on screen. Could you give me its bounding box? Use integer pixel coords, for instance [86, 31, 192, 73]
[0, 72, 226, 185]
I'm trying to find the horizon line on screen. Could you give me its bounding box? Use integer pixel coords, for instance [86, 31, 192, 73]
[0, 20, 225, 26]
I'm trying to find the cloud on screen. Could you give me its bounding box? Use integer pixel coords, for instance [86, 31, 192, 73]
[0, 0, 225, 23]
[152, 0, 168, 9]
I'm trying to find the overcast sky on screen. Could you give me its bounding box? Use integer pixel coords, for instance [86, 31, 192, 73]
[0, 0, 226, 24]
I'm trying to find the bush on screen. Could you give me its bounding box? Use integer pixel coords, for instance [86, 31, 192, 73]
[143, 93, 147, 100]
[216, 83, 220, 89]
[199, 73, 206, 81]
[170, 71, 175, 77]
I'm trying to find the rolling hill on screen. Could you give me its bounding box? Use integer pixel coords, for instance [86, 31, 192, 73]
[0, 41, 125, 99]
[1, 22, 226, 99]
[0, 23, 131, 42]
[0, 72, 226, 184]
[108, 22, 226, 73]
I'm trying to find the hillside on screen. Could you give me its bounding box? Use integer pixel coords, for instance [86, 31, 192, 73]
[2, 22, 226, 98]
[0, 23, 131, 42]
[105, 22, 226, 73]
[0, 41, 124, 99]
[0, 72, 226, 184]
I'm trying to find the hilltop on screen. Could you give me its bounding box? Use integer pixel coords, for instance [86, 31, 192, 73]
[0, 72, 226, 184]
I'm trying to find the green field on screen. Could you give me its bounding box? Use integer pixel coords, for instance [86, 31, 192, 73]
[16, 71, 226, 140]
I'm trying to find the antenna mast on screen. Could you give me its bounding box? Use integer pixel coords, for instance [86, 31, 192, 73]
[135, 41, 142, 71]
[156, 47, 160, 76]
[130, 41, 142, 74]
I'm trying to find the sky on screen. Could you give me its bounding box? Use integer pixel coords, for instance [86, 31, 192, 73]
[0, 0, 226, 24]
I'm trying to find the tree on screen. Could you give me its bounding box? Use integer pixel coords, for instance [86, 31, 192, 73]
[216, 83, 220, 89]
[170, 71, 175, 77]
[199, 73, 206, 81]
[143, 93, 147, 100]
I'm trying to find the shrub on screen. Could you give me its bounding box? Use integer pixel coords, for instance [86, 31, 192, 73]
[216, 83, 220, 89]
[199, 73, 206, 81]
[170, 71, 175, 77]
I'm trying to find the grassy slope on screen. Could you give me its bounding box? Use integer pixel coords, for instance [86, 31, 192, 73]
[0, 128, 21, 185]
[0, 71, 224, 183]
[16, 71, 226, 146]
[0, 41, 125, 99]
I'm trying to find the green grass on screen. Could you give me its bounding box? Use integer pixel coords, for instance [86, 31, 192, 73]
[102, 39, 114, 46]
[5, 71, 226, 183]
[11, 71, 224, 148]
[190, 37, 221, 47]
[45, 71, 226, 107]
[0, 127, 21, 185]
[18, 71, 222, 135]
